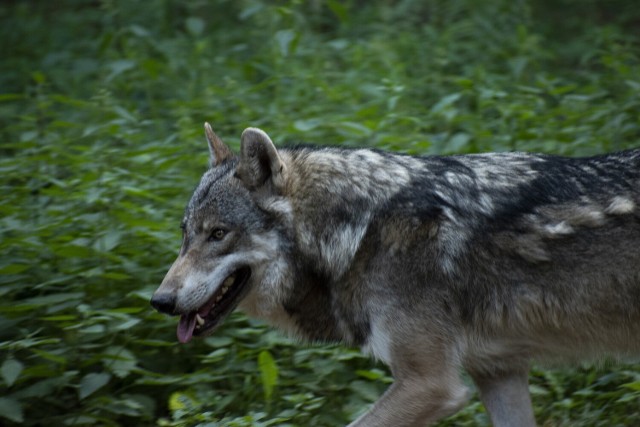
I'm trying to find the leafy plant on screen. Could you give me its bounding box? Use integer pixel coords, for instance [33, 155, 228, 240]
[1, 0, 638, 425]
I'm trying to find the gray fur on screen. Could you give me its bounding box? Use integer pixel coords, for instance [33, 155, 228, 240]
[151, 125, 640, 426]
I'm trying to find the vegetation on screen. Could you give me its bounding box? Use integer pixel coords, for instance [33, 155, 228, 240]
[1, 0, 639, 425]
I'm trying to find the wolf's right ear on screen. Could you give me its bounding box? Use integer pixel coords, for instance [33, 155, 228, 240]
[236, 127, 286, 193]
[205, 122, 233, 167]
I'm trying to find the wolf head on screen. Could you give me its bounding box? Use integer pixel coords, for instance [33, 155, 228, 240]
[150, 124, 292, 343]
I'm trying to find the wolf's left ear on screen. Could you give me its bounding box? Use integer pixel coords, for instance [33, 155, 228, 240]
[205, 122, 233, 167]
[236, 127, 286, 192]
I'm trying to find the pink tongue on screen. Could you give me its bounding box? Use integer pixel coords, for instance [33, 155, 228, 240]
[177, 313, 197, 344]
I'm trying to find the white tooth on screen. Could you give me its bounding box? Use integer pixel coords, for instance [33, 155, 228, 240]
[196, 314, 205, 326]
[216, 295, 222, 302]
[224, 276, 235, 287]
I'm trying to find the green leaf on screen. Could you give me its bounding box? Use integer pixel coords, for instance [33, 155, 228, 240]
[123, 186, 166, 202]
[40, 315, 76, 321]
[78, 324, 106, 334]
[78, 372, 111, 399]
[92, 231, 122, 252]
[185, 17, 205, 36]
[32, 71, 46, 84]
[103, 347, 138, 378]
[55, 244, 94, 258]
[430, 93, 462, 114]
[275, 29, 296, 57]
[349, 380, 380, 402]
[106, 307, 144, 314]
[0, 264, 30, 274]
[0, 397, 23, 423]
[258, 350, 278, 401]
[327, 0, 348, 22]
[107, 59, 136, 81]
[0, 93, 23, 102]
[169, 391, 198, 412]
[447, 132, 471, 153]
[31, 349, 68, 364]
[335, 121, 373, 137]
[293, 119, 322, 132]
[622, 381, 640, 391]
[1, 359, 24, 386]
[133, 339, 175, 347]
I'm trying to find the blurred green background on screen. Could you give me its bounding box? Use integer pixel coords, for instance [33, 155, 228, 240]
[1, 0, 639, 426]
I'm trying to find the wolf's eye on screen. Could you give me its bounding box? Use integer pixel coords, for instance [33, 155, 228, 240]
[208, 228, 226, 242]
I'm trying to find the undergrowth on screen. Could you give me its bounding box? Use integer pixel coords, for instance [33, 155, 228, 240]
[1, 1, 639, 425]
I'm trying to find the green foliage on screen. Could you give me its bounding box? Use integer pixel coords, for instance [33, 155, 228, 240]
[1, 0, 639, 425]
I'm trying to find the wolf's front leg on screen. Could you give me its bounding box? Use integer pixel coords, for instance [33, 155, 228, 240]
[347, 373, 470, 427]
[469, 368, 536, 427]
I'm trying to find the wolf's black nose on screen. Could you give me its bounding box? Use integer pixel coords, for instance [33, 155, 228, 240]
[150, 293, 176, 315]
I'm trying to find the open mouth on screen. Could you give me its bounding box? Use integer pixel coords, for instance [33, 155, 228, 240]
[177, 267, 251, 343]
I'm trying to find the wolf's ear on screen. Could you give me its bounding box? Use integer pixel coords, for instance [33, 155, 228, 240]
[236, 127, 286, 192]
[205, 122, 233, 167]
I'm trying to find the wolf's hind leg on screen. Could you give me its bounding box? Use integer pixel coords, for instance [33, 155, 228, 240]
[347, 372, 469, 427]
[470, 368, 536, 427]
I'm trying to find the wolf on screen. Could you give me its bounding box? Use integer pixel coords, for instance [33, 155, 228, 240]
[151, 123, 640, 427]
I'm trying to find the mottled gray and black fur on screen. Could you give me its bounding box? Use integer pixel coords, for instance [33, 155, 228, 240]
[152, 124, 640, 427]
